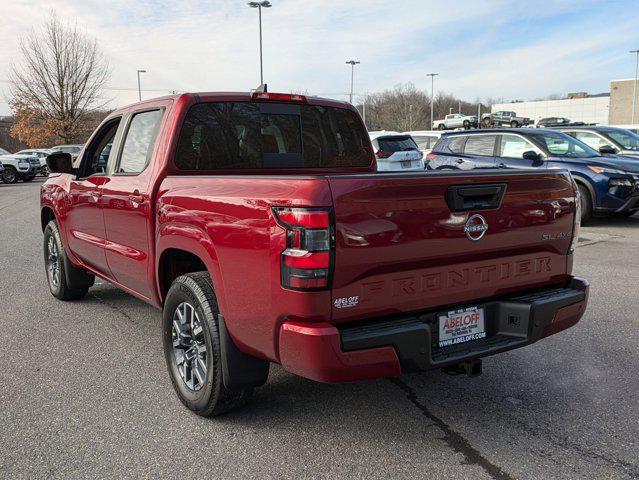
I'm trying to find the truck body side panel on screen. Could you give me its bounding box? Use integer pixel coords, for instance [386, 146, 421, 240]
[157, 175, 334, 362]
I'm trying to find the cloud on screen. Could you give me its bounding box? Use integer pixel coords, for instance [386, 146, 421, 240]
[1, 0, 638, 115]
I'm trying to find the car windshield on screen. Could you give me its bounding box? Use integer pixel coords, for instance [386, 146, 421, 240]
[606, 130, 639, 151]
[530, 132, 599, 158]
[0, 147, 10, 155]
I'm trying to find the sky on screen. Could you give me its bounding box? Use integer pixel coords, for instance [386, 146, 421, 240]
[1, 0, 639, 116]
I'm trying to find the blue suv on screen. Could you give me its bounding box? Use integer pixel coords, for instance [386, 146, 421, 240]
[426, 128, 639, 222]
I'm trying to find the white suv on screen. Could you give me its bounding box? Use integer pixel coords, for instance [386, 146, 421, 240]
[369, 131, 424, 172]
[15, 149, 53, 175]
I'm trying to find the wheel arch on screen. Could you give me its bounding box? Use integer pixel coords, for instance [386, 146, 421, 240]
[41, 206, 56, 232]
[572, 174, 597, 204]
[156, 224, 227, 312]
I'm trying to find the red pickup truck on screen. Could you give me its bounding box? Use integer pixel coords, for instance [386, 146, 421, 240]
[41, 91, 589, 416]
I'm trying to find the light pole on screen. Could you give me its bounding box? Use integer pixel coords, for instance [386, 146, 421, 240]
[137, 69, 146, 102]
[427, 73, 438, 129]
[346, 60, 360, 104]
[631, 49, 639, 124]
[248, 1, 272, 86]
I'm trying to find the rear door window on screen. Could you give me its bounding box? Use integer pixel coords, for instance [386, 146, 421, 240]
[117, 110, 163, 174]
[175, 102, 371, 170]
[464, 135, 497, 156]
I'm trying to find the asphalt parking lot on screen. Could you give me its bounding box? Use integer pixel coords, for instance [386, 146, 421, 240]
[1, 179, 638, 480]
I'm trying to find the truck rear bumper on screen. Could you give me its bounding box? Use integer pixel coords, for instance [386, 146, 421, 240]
[278, 277, 588, 383]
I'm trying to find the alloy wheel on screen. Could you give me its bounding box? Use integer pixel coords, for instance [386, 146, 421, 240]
[46, 236, 60, 287]
[172, 302, 208, 391]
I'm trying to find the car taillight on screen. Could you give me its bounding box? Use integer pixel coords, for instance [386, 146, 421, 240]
[376, 150, 392, 159]
[426, 153, 437, 159]
[273, 207, 333, 291]
[569, 185, 581, 254]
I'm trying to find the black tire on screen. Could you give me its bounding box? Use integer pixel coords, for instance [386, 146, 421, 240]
[43, 220, 94, 300]
[438, 124, 446, 130]
[163, 272, 252, 417]
[463, 120, 470, 129]
[482, 117, 492, 128]
[577, 184, 593, 223]
[510, 120, 519, 128]
[2, 166, 18, 184]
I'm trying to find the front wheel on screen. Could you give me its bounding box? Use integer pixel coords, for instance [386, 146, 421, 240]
[577, 184, 593, 223]
[2, 166, 18, 184]
[510, 120, 519, 128]
[438, 124, 446, 130]
[463, 120, 470, 129]
[43, 220, 94, 300]
[163, 272, 252, 416]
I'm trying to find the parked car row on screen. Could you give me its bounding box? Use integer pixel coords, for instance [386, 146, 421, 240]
[425, 128, 639, 222]
[0, 144, 83, 184]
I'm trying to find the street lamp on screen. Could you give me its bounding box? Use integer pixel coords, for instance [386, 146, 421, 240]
[426, 73, 438, 129]
[631, 49, 639, 124]
[346, 60, 360, 104]
[248, 1, 272, 86]
[137, 69, 146, 102]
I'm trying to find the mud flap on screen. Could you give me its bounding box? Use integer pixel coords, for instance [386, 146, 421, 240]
[218, 314, 269, 390]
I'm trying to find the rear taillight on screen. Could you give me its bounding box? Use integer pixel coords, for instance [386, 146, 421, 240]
[569, 184, 581, 254]
[273, 207, 333, 291]
[376, 150, 392, 159]
[426, 153, 437, 159]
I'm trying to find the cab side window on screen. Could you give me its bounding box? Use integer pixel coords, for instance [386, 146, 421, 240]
[574, 131, 610, 151]
[116, 110, 163, 174]
[499, 134, 538, 159]
[80, 118, 121, 177]
[464, 135, 497, 156]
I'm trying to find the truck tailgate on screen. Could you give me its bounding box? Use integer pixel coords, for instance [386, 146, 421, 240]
[328, 170, 576, 322]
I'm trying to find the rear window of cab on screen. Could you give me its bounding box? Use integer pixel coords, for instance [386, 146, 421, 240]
[175, 102, 372, 170]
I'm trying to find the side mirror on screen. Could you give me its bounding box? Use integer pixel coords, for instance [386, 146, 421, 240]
[598, 145, 616, 155]
[46, 152, 75, 174]
[522, 150, 542, 162]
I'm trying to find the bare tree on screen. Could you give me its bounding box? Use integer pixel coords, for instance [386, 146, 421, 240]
[8, 12, 110, 146]
[359, 83, 491, 131]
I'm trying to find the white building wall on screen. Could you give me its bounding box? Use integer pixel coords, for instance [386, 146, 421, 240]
[491, 96, 610, 125]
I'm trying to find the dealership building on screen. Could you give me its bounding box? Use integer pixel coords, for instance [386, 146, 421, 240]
[491, 79, 639, 126]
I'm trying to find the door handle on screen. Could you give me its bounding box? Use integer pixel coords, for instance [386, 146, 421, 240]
[129, 193, 146, 205]
[456, 159, 464, 164]
[497, 163, 506, 168]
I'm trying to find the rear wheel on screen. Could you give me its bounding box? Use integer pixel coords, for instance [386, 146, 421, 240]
[577, 184, 592, 223]
[482, 117, 492, 128]
[463, 120, 470, 129]
[163, 272, 252, 416]
[2, 166, 17, 184]
[43, 220, 94, 300]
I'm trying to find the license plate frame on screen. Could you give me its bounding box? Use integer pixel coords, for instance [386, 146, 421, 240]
[400, 160, 412, 168]
[438, 306, 486, 348]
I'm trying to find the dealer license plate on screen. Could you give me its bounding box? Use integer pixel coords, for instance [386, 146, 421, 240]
[438, 306, 486, 348]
